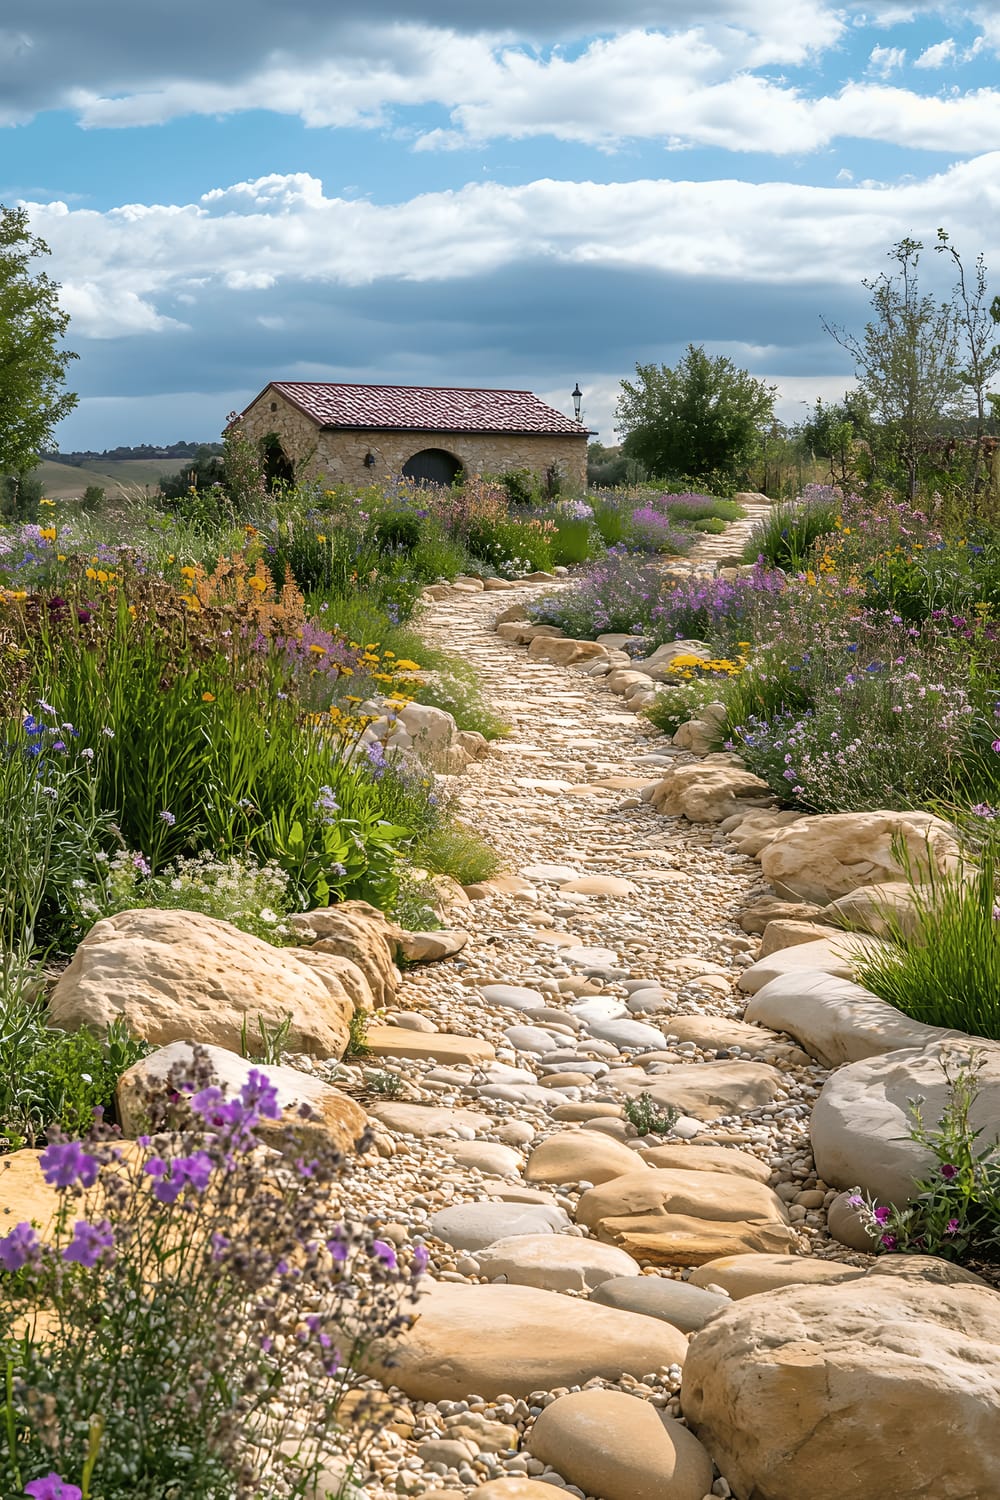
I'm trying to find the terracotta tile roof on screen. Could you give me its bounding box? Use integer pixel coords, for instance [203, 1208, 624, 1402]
[261, 382, 586, 436]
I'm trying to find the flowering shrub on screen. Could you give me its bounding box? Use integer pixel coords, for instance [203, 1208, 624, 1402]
[529, 551, 663, 638]
[0, 1049, 422, 1498]
[741, 485, 842, 569]
[848, 1052, 1000, 1262]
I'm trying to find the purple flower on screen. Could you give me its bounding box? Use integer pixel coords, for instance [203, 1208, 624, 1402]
[144, 1150, 213, 1203]
[25, 1476, 83, 1500]
[846, 1193, 864, 1209]
[880, 1233, 897, 1249]
[159, 810, 176, 826]
[371, 1239, 397, 1270]
[873, 1205, 892, 1225]
[63, 1219, 115, 1268]
[411, 1243, 429, 1276]
[40, 1141, 99, 1191]
[940, 1163, 958, 1180]
[946, 1217, 960, 1235]
[0, 1222, 41, 1273]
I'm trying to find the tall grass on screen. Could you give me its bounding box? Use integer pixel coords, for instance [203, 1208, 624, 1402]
[742, 495, 841, 569]
[853, 849, 1000, 1039]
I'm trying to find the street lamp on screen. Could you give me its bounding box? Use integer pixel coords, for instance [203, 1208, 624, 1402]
[572, 383, 582, 423]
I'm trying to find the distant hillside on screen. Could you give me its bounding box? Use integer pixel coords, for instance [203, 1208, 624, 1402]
[36, 456, 195, 500]
[41, 441, 223, 468]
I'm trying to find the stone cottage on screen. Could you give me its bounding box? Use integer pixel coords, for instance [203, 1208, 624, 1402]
[235, 382, 591, 490]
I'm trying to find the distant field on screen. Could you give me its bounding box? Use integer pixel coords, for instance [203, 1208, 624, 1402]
[37, 457, 191, 499]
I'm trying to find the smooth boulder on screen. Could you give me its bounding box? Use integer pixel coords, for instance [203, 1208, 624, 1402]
[475, 1234, 640, 1293]
[745, 971, 952, 1067]
[759, 810, 959, 904]
[525, 1130, 646, 1185]
[528, 1389, 713, 1500]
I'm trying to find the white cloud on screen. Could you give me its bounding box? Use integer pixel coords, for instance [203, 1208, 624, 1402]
[868, 44, 907, 78]
[914, 37, 957, 68]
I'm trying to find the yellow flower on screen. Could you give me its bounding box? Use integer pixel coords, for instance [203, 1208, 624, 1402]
[39, 526, 57, 542]
[316, 534, 327, 543]
[39, 497, 55, 507]
[202, 692, 216, 702]
[247, 576, 268, 593]
[57, 554, 66, 562]
[308, 644, 327, 656]
[85, 567, 97, 581]
[393, 659, 422, 673]
[180, 565, 197, 580]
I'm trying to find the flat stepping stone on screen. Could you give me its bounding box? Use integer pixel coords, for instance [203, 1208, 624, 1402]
[614, 1060, 786, 1120]
[370, 1102, 490, 1139]
[445, 1141, 524, 1176]
[476, 1234, 640, 1293]
[586, 1016, 667, 1051]
[479, 983, 546, 1011]
[520, 863, 581, 883]
[637, 1143, 772, 1183]
[528, 1388, 713, 1500]
[427, 1201, 571, 1252]
[661, 1015, 809, 1065]
[363, 1281, 688, 1400]
[576, 1168, 798, 1266]
[363, 1025, 495, 1066]
[687, 1253, 866, 1298]
[563, 944, 621, 967]
[559, 876, 639, 897]
[592, 1275, 729, 1333]
[504, 1025, 566, 1055]
[525, 1130, 645, 1185]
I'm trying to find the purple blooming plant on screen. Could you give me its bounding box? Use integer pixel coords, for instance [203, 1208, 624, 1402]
[0, 1047, 423, 1499]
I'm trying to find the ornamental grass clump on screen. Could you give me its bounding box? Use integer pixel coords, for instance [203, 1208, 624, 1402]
[853, 844, 1000, 1039]
[741, 484, 841, 570]
[0, 1048, 423, 1499]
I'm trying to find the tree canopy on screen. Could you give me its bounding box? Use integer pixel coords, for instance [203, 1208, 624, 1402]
[615, 344, 776, 486]
[0, 205, 78, 475]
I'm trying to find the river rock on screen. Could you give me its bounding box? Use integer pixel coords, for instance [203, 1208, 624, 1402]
[428, 1201, 571, 1251]
[525, 1130, 644, 1185]
[289, 900, 402, 1006]
[592, 1275, 729, 1332]
[745, 971, 951, 1067]
[682, 1277, 1000, 1500]
[48, 908, 355, 1059]
[476, 1234, 640, 1292]
[528, 1389, 713, 1500]
[364, 1281, 688, 1399]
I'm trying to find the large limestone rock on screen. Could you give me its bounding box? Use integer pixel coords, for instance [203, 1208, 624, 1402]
[825, 880, 927, 939]
[576, 1168, 797, 1265]
[637, 1143, 771, 1183]
[682, 1278, 1000, 1500]
[745, 971, 952, 1067]
[759, 810, 959, 904]
[48, 909, 355, 1059]
[0, 1149, 60, 1236]
[289, 901, 401, 1007]
[614, 1059, 786, 1120]
[362, 1025, 494, 1066]
[811, 1038, 1000, 1204]
[527, 636, 609, 666]
[116, 1041, 368, 1155]
[651, 758, 776, 824]
[524, 1130, 645, 1185]
[383, 700, 488, 773]
[528, 1389, 713, 1500]
[475, 1234, 640, 1293]
[363, 1281, 688, 1399]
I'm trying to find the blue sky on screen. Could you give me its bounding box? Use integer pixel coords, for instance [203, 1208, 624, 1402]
[4, 0, 1000, 449]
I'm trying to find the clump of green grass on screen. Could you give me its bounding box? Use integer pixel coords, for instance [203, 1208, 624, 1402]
[741, 496, 840, 569]
[853, 850, 1000, 1039]
[414, 822, 502, 887]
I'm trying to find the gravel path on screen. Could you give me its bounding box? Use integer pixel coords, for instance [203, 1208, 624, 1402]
[326, 513, 859, 1499]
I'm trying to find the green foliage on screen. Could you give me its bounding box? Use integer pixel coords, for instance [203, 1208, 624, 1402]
[346, 1009, 371, 1057]
[239, 1011, 294, 1066]
[741, 494, 842, 569]
[623, 1094, 678, 1136]
[853, 845, 1000, 1038]
[413, 822, 501, 887]
[550, 516, 597, 565]
[0, 206, 78, 475]
[616, 345, 776, 486]
[0, 1003, 149, 1149]
[0, 472, 44, 522]
[644, 678, 726, 737]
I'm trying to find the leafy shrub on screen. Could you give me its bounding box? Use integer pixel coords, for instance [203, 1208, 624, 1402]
[529, 551, 664, 638]
[644, 677, 729, 737]
[0, 1006, 149, 1150]
[0, 1049, 422, 1497]
[624, 1094, 678, 1136]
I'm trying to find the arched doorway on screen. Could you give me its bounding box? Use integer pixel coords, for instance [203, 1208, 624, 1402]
[401, 448, 463, 486]
[260, 432, 295, 490]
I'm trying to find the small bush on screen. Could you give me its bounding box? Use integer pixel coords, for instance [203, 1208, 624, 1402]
[742, 486, 841, 569]
[644, 677, 728, 737]
[414, 821, 501, 886]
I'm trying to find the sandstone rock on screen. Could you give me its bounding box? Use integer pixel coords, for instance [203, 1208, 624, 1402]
[527, 636, 609, 666]
[811, 1038, 1000, 1204]
[737, 932, 887, 993]
[290, 901, 401, 1007]
[364, 1281, 688, 1399]
[525, 1130, 646, 1185]
[727, 809, 805, 857]
[759, 918, 838, 956]
[759, 809, 960, 904]
[738, 895, 826, 935]
[396, 928, 469, 963]
[445, 1141, 523, 1176]
[826, 1190, 878, 1251]
[744, 971, 951, 1067]
[682, 1278, 1000, 1500]
[825, 880, 926, 939]
[428, 1201, 571, 1252]
[576, 1168, 796, 1265]
[865, 1253, 989, 1287]
[362, 1025, 493, 1066]
[493, 603, 530, 625]
[476, 1233, 640, 1292]
[469, 1483, 570, 1500]
[528, 1389, 713, 1500]
[116, 1041, 368, 1155]
[558, 874, 638, 897]
[0, 1149, 60, 1236]
[371, 1102, 490, 1139]
[651, 760, 776, 824]
[670, 716, 722, 755]
[48, 908, 355, 1059]
[614, 1060, 786, 1120]
[289, 947, 376, 1013]
[592, 1275, 729, 1332]
[637, 1143, 771, 1183]
[687, 1253, 866, 1298]
[659, 1015, 810, 1067]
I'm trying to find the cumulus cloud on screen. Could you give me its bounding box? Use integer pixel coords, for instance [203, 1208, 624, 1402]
[914, 37, 957, 67]
[868, 44, 907, 78]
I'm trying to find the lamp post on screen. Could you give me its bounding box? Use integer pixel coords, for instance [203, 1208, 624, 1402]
[571, 383, 582, 423]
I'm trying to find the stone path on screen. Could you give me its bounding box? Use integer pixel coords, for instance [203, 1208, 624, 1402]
[325, 513, 857, 1499]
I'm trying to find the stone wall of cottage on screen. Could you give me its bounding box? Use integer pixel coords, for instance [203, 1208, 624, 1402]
[239, 391, 588, 492]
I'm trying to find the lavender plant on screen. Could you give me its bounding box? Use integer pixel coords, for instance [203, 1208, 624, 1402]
[0, 1049, 423, 1498]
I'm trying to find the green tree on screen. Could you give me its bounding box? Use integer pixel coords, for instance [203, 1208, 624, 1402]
[0, 205, 78, 478]
[615, 344, 776, 486]
[823, 237, 965, 499]
[935, 229, 1000, 507]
